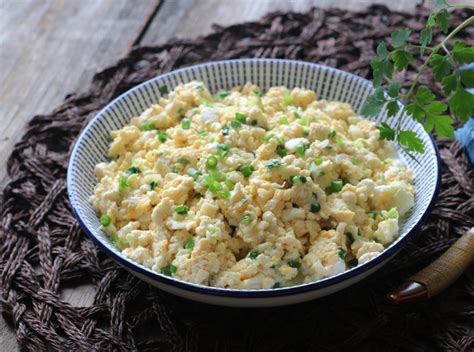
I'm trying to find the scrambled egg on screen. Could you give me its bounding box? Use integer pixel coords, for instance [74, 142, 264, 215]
[91, 81, 414, 289]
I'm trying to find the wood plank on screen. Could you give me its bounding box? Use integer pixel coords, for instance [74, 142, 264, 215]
[0, 0, 159, 349]
[0, 0, 159, 189]
[141, 0, 419, 46]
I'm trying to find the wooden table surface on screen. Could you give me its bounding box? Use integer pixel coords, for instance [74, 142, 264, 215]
[0, 0, 422, 349]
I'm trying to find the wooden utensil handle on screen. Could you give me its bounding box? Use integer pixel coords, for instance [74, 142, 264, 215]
[410, 227, 474, 297]
[388, 228, 474, 304]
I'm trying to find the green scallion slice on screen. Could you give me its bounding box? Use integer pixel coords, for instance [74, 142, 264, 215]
[206, 155, 218, 169]
[242, 213, 252, 225]
[100, 214, 111, 227]
[239, 164, 255, 177]
[235, 112, 247, 123]
[329, 180, 343, 193]
[338, 247, 346, 259]
[158, 132, 167, 143]
[174, 205, 188, 215]
[187, 168, 202, 180]
[249, 251, 260, 259]
[181, 118, 191, 129]
[288, 261, 301, 269]
[185, 236, 195, 250]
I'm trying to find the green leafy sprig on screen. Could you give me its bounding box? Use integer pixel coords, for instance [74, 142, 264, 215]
[361, 0, 474, 159]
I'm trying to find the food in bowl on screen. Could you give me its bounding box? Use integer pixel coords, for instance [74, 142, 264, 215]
[90, 81, 414, 289]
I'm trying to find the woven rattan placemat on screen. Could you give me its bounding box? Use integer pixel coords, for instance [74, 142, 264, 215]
[1, 5, 473, 351]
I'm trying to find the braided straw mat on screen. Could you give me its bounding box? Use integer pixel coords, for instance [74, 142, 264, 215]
[1, 5, 473, 352]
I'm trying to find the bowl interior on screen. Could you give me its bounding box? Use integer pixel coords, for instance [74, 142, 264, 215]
[68, 59, 439, 295]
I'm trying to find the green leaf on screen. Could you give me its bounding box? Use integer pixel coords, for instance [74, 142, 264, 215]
[425, 101, 448, 114]
[392, 49, 414, 71]
[450, 84, 474, 122]
[406, 103, 425, 122]
[391, 28, 411, 48]
[397, 130, 425, 153]
[431, 54, 452, 81]
[382, 60, 394, 80]
[460, 69, 474, 87]
[415, 86, 435, 104]
[386, 101, 400, 116]
[377, 122, 395, 140]
[425, 114, 454, 137]
[387, 82, 401, 98]
[361, 94, 385, 117]
[374, 87, 386, 101]
[441, 74, 458, 95]
[371, 60, 383, 87]
[419, 27, 432, 56]
[377, 42, 389, 59]
[436, 9, 450, 33]
[427, 13, 437, 27]
[452, 42, 474, 65]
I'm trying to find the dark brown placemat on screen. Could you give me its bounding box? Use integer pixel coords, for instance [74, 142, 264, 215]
[1, 5, 473, 352]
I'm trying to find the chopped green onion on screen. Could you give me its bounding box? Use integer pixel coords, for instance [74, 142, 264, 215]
[100, 214, 111, 227]
[263, 133, 275, 142]
[185, 236, 195, 250]
[174, 205, 188, 215]
[255, 91, 264, 97]
[141, 122, 156, 131]
[126, 166, 141, 175]
[302, 128, 310, 137]
[209, 136, 215, 143]
[206, 155, 218, 169]
[159, 85, 169, 96]
[242, 213, 252, 225]
[357, 228, 362, 237]
[329, 180, 343, 193]
[215, 91, 230, 100]
[110, 232, 120, 248]
[158, 132, 167, 143]
[293, 111, 302, 119]
[235, 112, 247, 123]
[328, 130, 337, 138]
[209, 180, 222, 194]
[201, 98, 213, 107]
[187, 168, 202, 180]
[288, 261, 301, 269]
[276, 146, 287, 157]
[265, 160, 286, 169]
[314, 157, 323, 166]
[231, 120, 241, 129]
[219, 190, 231, 199]
[279, 116, 289, 125]
[239, 164, 255, 177]
[249, 250, 260, 259]
[222, 124, 229, 135]
[283, 94, 292, 106]
[224, 180, 234, 189]
[310, 202, 321, 213]
[296, 145, 308, 157]
[181, 118, 191, 129]
[338, 247, 346, 259]
[387, 208, 399, 218]
[335, 135, 345, 146]
[350, 158, 359, 165]
[209, 169, 224, 181]
[217, 143, 230, 157]
[371, 212, 378, 220]
[300, 116, 309, 126]
[118, 176, 130, 196]
[289, 175, 307, 185]
[161, 264, 177, 276]
[272, 282, 281, 289]
[177, 159, 189, 165]
[150, 181, 157, 190]
[251, 119, 258, 126]
[198, 131, 208, 137]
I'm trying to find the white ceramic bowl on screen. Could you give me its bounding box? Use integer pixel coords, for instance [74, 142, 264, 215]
[67, 59, 441, 307]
